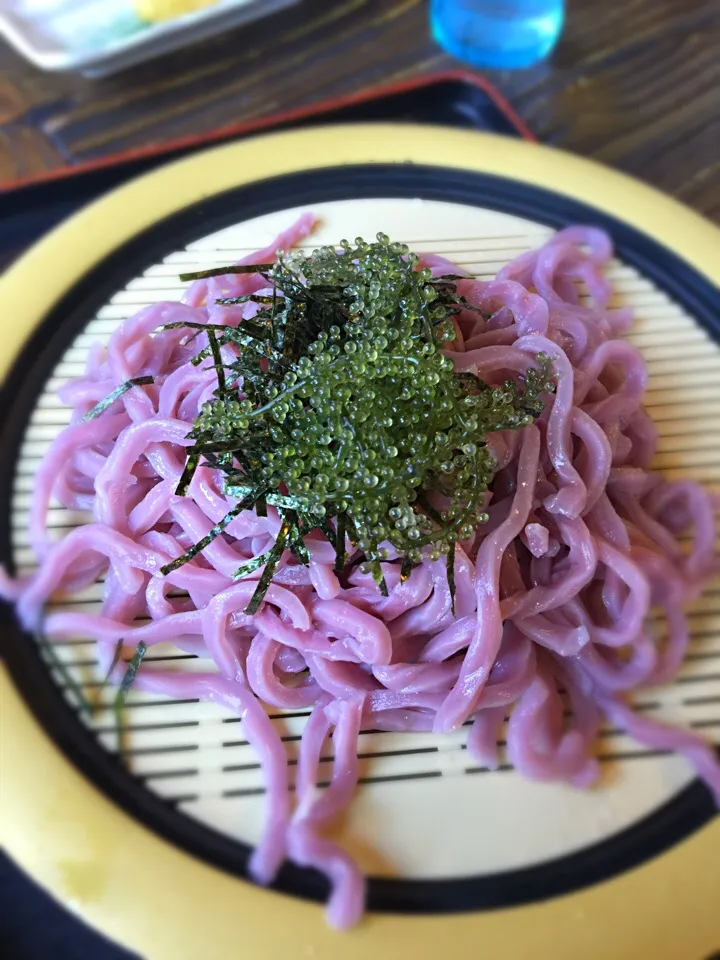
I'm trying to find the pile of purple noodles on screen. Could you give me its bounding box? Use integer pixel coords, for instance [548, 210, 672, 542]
[2, 214, 719, 928]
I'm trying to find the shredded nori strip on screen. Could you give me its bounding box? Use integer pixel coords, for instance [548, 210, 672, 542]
[160, 489, 261, 575]
[161, 321, 231, 331]
[244, 517, 292, 615]
[81, 376, 154, 423]
[400, 555, 414, 583]
[215, 295, 276, 306]
[233, 550, 275, 581]
[334, 513, 346, 573]
[114, 641, 148, 753]
[179, 263, 274, 282]
[206, 329, 227, 397]
[115, 641, 147, 705]
[286, 511, 310, 566]
[175, 449, 201, 497]
[446, 541, 457, 615]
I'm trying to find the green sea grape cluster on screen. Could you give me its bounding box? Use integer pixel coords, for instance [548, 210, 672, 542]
[163, 234, 553, 609]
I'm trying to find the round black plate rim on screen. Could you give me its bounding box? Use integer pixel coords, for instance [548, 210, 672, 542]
[0, 163, 718, 915]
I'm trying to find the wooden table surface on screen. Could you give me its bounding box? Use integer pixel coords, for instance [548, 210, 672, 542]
[0, 0, 718, 221]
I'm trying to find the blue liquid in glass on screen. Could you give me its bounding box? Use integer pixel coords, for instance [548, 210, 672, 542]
[431, 0, 565, 70]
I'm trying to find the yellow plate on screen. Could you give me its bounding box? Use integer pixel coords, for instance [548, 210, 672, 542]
[1, 124, 719, 960]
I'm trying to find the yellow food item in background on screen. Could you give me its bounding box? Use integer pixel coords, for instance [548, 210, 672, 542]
[135, 0, 220, 22]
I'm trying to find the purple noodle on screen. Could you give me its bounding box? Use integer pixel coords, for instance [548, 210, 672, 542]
[2, 216, 718, 928]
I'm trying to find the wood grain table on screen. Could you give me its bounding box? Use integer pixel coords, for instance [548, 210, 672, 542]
[1, 0, 718, 221]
